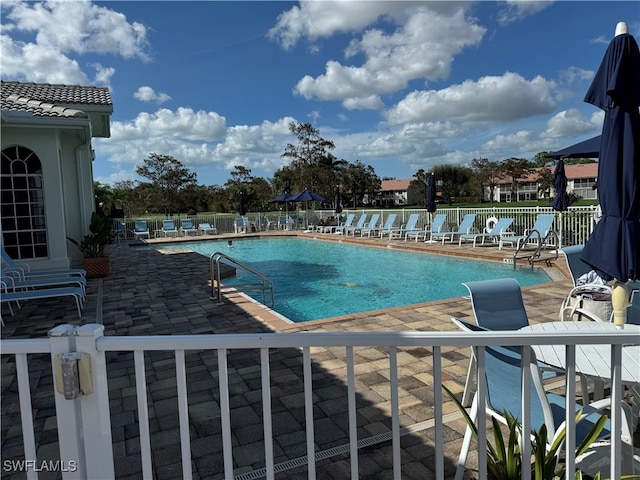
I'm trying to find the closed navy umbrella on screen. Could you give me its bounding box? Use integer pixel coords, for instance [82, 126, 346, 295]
[334, 186, 343, 214]
[552, 159, 569, 247]
[426, 173, 436, 213]
[238, 192, 246, 216]
[581, 26, 640, 283]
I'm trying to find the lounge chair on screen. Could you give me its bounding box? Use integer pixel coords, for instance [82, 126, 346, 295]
[198, 223, 217, 235]
[134, 221, 150, 239]
[160, 220, 179, 237]
[2, 266, 86, 296]
[430, 213, 476, 244]
[1, 245, 86, 279]
[376, 214, 398, 238]
[499, 213, 556, 250]
[359, 213, 382, 237]
[344, 214, 368, 236]
[350, 213, 378, 236]
[451, 317, 635, 480]
[458, 278, 580, 407]
[181, 219, 198, 236]
[235, 218, 250, 233]
[333, 213, 356, 235]
[1, 279, 84, 317]
[458, 217, 514, 247]
[407, 213, 446, 242]
[388, 213, 420, 240]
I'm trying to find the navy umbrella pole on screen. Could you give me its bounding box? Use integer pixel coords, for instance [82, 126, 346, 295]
[239, 192, 246, 216]
[426, 174, 436, 219]
[334, 186, 343, 215]
[580, 26, 640, 284]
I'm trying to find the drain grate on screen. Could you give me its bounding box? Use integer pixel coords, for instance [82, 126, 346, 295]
[234, 412, 461, 480]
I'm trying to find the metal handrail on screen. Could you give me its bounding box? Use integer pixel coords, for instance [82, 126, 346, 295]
[512, 230, 559, 269]
[209, 252, 274, 307]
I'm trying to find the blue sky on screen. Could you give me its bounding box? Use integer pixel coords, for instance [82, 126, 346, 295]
[2, 1, 638, 187]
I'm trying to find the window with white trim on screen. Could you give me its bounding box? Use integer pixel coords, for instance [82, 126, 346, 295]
[1, 146, 48, 259]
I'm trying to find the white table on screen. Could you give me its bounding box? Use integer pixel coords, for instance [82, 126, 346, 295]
[520, 322, 640, 385]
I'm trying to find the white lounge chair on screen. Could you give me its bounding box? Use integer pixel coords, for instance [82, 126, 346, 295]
[134, 221, 150, 239]
[1, 279, 84, 317]
[160, 220, 179, 237]
[376, 214, 398, 238]
[181, 219, 198, 236]
[344, 214, 368, 236]
[458, 217, 514, 247]
[332, 213, 355, 235]
[198, 223, 217, 235]
[388, 213, 420, 240]
[431, 214, 476, 244]
[498, 213, 556, 250]
[1, 245, 86, 279]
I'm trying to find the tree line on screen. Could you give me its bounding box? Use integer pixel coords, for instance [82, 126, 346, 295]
[94, 121, 595, 218]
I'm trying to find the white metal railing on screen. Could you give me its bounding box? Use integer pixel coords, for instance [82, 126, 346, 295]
[1, 325, 634, 480]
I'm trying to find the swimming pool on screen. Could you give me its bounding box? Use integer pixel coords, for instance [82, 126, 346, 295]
[154, 237, 551, 323]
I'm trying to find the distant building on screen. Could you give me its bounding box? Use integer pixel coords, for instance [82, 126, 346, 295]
[373, 179, 412, 207]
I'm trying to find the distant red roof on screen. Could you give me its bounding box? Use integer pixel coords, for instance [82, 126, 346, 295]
[381, 179, 412, 192]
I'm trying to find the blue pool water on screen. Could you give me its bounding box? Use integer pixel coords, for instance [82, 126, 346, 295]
[154, 237, 551, 323]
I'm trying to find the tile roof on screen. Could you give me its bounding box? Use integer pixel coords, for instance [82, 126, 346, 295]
[1, 81, 112, 118]
[381, 179, 412, 191]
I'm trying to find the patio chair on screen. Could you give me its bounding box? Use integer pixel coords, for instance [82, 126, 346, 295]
[559, 245, 613, 322]
[160, 220, 179, 237]
[1, 279, 84, 317]
[235, 218, 250, 233]
[198, 223, 217, 235]
[409, 213, 447, 242]
[181, 218, 198, 236]
[451, 317, 636, 480]
[369, 213, 397, 238]
[459, 278, 584, 407]
[499, 213, 556, 250]
[134, 221, 150, 239]
[351, 213, 379, 237]
[2, 266, 86, 297]
[388, 213, 420, 240]
[430, 213, 476, 244]
[344, 214, 368, 236]
[458, 217, 514, 247]
[1, 245, 86, 279]
[333, 213, 357, 235]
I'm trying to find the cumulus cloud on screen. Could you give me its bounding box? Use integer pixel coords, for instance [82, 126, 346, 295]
[385, 72, 557, 125]
[292, 5, 486, 110]
[543, 109, 602, 139]
[134, 86, 172, 104]
[0, 0, 149, 84]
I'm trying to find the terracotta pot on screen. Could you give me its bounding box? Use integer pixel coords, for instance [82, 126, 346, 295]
[83, 256, 110, 278]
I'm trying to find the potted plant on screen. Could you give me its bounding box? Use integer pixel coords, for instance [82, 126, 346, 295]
[67, 212, 112, 278]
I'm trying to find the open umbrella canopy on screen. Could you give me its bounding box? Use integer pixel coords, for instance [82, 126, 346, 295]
[334, 186, 343, 214]
[426, 174, 436, 213]
[552, 159, 569, 212]
[291, 188, 325, 203]
[546, 136, 601, 159]
[270, 192, 294, 203]
[581, 26, 640, 282]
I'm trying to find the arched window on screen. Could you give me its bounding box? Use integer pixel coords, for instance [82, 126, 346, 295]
[1, 146, 48, 259]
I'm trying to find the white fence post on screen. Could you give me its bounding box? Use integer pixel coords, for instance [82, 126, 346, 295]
[48, 324, 86, 479]
[74, 324, 115, 478]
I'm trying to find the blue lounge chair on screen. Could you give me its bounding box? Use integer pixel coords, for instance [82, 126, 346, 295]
[388, 213, 420, 240]
[372, 214, 397, 238]
[344, 214, 368, 236]
[451, 317, 635, 480]
[160, 220, 179, 237]
[181, 219, 198, 236]
[458, 217, 514, 247]
[2, 266, 86, 296]
[499, 213, 556, 250]
[333, 213, 356, 235]
[1, 279, 84, 317]
[431, 213, 476, 244]
[459, 278, 583, 407]
[134, 221, 150, 239]
[198, 223, 217, 235]
[1, 245, 86, 279]
[411, 213, 447, 242]
[352, 213, 379, 237]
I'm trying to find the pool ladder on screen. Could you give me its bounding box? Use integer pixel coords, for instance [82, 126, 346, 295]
[210, 252, 274, 307]
[512, 230, 559, 269]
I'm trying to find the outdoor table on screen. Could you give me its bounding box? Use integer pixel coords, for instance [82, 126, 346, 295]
[519, 322, 640, 397]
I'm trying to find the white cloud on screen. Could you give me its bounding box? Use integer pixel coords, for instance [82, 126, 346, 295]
[292, 5, 486, 110]
[134, 86, 172, 104]
[542, 109, 602, 139]
[0, 0, 149, 84]
[385, 72, 557, 125]
[497, 1, 552, 26]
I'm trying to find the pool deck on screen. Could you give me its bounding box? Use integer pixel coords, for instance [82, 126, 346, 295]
[0, 231, 613, 479]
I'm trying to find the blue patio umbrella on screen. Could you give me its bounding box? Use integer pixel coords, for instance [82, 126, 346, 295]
[581, 27, 640, 283]
[552, 159, 569, 248]
[270, 192, 294, 203]
[334, 186, 343, 214]
[291, 188, 325, 203]
[547, 136, 601, 159]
